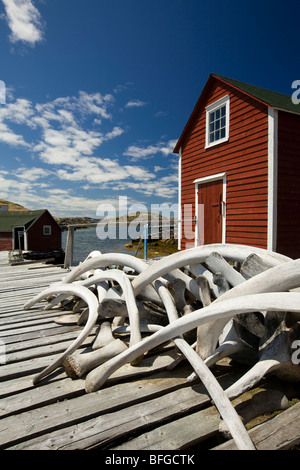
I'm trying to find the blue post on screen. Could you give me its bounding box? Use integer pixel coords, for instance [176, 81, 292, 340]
[144, 223, 148, 259]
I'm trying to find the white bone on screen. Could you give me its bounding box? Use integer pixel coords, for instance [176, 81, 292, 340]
[24, 284, 99, 384]
[85, 292, 300, 393]
[77, 269, 142, 347]
[63, 253, 148, 284]
[63, 338, 128, 378]
[193, 257, 300, 359]
[152, 279, 256, 450]
[205, 251, 246, 287]
[92, 321, 115, 350]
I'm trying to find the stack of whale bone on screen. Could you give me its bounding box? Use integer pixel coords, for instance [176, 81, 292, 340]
[23, 244, 300, 450]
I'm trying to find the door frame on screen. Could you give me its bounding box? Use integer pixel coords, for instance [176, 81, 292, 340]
[193, 172, 227, 246]
[12, 225, 28, 251]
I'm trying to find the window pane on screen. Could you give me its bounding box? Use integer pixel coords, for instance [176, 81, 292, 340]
[207, 99, 228, 146]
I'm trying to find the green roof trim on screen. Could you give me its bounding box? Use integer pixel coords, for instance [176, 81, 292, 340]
[214, 74, 300, 115]
[0, 210, 46, 232]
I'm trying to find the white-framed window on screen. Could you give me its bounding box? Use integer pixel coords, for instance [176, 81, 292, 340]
[205, 95, 230, 148]
[43, 225, 51, 236]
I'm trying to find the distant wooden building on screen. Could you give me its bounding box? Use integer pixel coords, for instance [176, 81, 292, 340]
[173, 74, 300, 259]
[0, 209, 62, 252]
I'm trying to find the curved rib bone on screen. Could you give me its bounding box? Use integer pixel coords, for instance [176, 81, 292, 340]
[152, 279, 255, 450]
[193, 257, 300, 359]
[85, 292, 300, 393]
[24, 284, 99, 384]
[187, 318, 260, 382]
[174, 341, 256, 450]
[77, 269, 142, 347]
[63, 253, 148, 284]
[130, 244, 290, 298]
[219, 389, 289, 439]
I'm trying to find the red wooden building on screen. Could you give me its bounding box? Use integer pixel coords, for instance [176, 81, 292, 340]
[173, 74, 300, 259]
[0, 209, 62, 252]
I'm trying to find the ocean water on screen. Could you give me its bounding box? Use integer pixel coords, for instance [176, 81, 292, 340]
[61, 226, 137, 266]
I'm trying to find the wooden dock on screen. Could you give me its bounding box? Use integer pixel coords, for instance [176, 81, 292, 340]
[0, 251, 300, 452]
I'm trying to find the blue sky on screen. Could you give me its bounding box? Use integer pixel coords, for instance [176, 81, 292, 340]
[0, 0, 299, 217]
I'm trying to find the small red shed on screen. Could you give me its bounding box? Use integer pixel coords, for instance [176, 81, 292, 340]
[0, 209, 62, 252]
[173, 74, 300, 259]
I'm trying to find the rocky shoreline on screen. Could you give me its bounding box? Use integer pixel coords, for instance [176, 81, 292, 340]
[125, 236, 178, 258]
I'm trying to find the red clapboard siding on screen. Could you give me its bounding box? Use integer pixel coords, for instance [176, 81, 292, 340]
[276, 111, 300, 258]
[180, 77, 269, 250]
[0, 233, 12, 251]
[27, 211, 61, 251]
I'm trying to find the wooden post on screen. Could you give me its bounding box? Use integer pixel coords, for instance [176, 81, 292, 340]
[70, 227, 74, 267]
[144, 224, 148, 260]
[64, 226, 75, 268]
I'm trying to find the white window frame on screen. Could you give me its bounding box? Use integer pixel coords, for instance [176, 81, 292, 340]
[205, 95, 230, 149]
[43, 225, 52, 236]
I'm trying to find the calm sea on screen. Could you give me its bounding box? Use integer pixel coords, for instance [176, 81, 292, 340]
[61, 226, 137, 266]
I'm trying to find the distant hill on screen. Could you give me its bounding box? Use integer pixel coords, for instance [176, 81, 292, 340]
[0, 200, 97, 228]
[0, 199, 29, 211]
[56, 216, 99, 229]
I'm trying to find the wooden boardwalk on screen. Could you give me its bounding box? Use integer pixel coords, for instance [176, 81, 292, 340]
[0, 251, 300, 451]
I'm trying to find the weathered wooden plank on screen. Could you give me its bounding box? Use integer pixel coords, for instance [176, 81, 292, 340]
[7, 377, 213, 450]
[7, 366, 245, 450]
[5, 329, 83, 355]
[0, 349, 183, 411]
[1, 355, 193, 449]
[1, 363, 190, 421]
[2, 324, 82, 345]
[113, 406, 220, 451]
[0, 310, 61, 326]
[0, 319, 75, 338]
[213, 402, 300, 450]
[0, 315, 63, 333]
[3, 334, 95, 364]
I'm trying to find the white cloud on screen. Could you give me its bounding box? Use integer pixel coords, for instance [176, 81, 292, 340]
[0, 98, 33, 147]
[0, 87, 178, 215]
[125, 99, 147, 108]
[123, 139, 177, 161]
[0, 121, 29, 146]
[1, 0, 44, 45]
[12, 166, 51, 181]
[55, 156, 155, 187]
